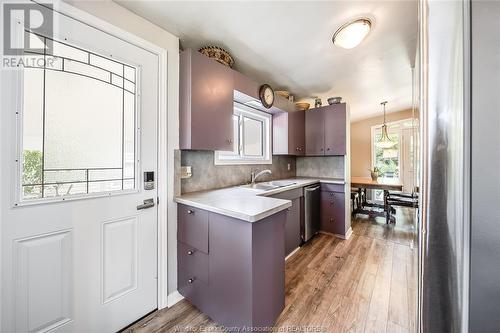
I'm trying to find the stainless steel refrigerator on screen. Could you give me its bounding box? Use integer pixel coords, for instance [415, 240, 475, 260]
[420, 1, 500, 332]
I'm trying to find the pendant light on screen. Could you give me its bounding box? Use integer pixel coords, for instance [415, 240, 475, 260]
[375, 101, 396, 149]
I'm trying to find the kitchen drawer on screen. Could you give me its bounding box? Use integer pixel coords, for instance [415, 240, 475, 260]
[178, 241, 209, 284]
[320, 183, 344, 193]
[178, 204, 209, 253]
[269, 187, 303, 200]
[178, 267, 211, 314]
[320, 191, 345, 234]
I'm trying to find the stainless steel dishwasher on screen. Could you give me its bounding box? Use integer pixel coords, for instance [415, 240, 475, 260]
[303, 185, 320, 242]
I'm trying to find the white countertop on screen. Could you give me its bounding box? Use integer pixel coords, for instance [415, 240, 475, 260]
[174, 177, 345, 222]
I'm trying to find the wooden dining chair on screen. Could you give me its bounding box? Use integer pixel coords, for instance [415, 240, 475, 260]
[350, 191, 359, 217]
[386, 190, 419, 223]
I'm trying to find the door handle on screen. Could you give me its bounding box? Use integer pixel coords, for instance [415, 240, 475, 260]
[137, 198, 155, 210]
[305, 186, 320, 192]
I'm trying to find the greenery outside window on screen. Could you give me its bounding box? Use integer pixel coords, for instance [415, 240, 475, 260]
[371, 123, 401, 201]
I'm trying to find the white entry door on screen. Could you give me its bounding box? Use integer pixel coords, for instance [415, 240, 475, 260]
[1, 4, 159, 332]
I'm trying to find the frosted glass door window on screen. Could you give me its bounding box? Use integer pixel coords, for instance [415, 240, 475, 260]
[21, 33, 137, 201]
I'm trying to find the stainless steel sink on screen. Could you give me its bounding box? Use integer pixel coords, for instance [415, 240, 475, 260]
[240, 183, 279, 190]
[266, 181, 297, 187]
[240, 181, 297, 191]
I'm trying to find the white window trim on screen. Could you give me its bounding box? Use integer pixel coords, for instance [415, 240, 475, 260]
[214, 103, 272, 165]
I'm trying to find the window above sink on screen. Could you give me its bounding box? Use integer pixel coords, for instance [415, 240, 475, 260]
[214, 103, 272, 165]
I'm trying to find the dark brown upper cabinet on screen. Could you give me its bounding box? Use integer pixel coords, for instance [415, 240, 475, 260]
[305, 109, 325, 156]
[305, 103, 347, 156]
[273, 110, 305, 156]
[324, 104, 347, 155]
[179, 49, 234, 151]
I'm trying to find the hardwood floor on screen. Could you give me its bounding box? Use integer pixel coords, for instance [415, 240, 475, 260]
[122, 208, 418, 333]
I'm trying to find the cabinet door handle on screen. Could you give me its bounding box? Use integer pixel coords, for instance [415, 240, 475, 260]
[327, 148, 330, 151]
[188, 278, 195, 284]
[187, 250, 195, 255]
[187, 209, 194, 215]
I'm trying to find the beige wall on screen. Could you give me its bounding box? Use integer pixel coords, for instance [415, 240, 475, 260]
[350, 109, 418, 177]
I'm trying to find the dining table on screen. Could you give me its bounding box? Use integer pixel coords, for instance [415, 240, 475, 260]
[351, 176, 404, 222]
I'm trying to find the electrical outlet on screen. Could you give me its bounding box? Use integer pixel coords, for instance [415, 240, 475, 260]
[181, 166, 192, 179]
[287, 163, 291, 171]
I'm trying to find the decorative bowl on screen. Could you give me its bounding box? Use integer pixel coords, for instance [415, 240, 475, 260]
[295, 102, 310, 111]
[275, 90, 290, 99]
[327, 96, 342, 105]
[198, 46, 235, 68]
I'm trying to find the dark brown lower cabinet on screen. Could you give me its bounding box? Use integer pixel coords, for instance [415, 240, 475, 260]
[320, 184, 346, 235]
[285, 198, 301, 256]
[177, 204, 286, 330]
[269, 187, 303, 257]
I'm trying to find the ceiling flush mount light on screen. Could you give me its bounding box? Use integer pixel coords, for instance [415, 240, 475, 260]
[375, 101, 397, 149]
[332, 18, 371, 49]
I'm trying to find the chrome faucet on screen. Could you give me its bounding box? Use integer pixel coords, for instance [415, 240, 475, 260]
[251, 169, 272, 183]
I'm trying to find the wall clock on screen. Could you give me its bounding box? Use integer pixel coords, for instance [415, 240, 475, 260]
[259, 84, 275, 109]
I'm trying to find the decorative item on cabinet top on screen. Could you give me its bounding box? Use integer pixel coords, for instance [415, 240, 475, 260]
[314, 97, 322, 108]
[198, 46, 235, 68]
[295, 102, 310, 111]
[275, 90, 290, 99]
[328, 97, 342, 105]
[276, 90, 294, 103]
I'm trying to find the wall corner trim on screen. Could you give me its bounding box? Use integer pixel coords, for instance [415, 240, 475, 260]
[167, 291, 185, 308]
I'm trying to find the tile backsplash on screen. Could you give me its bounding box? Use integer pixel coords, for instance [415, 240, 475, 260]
[177, 151, 345, 194]
[296, 156, 345, 179]
[180, 150, 296, 193]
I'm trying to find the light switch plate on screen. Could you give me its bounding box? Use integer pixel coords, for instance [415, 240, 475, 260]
[181, 166, 192, 179]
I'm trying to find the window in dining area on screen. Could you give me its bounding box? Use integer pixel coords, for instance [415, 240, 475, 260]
[371, 119, 417, 201]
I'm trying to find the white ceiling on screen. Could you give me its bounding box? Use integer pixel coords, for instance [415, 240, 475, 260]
[117, 0, 418, 122]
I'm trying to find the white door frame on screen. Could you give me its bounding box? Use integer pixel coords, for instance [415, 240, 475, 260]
[0, 0, 172, 316]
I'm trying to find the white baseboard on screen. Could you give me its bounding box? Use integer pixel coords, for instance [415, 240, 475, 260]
[319, 227, 353, 240]
[335, 227, 353, 240]
[285, 247, 301, 261]
[166, 290, 184, 307]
